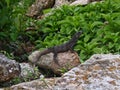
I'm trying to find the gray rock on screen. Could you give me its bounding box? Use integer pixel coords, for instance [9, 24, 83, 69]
[54, 0, 75, 7]
[70, 0, 102, 6]
[0, 54, 21, 82]
[10, 77, 60, 90]
[8, 54, 120, 90]
[29, 50, 80, 75]
[20, 63, 40, 80]
[70, 0, 90, 5]
[54, 54, 120, 90]
[26, 0, 76, 18]
[26, 0, 55, 18]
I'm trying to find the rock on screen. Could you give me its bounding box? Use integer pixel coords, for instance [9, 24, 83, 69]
[7, 54, 120, 90]
[0, 88, 4, 90]
[0, 53, 21, 82]
[54, 54, 120, 90]
[70, 0, 89, 5]
[9, 77, 59, 90]
[89, 0, 102, 2]
[26, 0, 76, 18]
[29, 50, 80, 74]
[85, 54, 120, 64]
[26, 0, 55, 18]
[54, 0, 75, 7]
[20, 63, 40, 80]
[70, 0, 102, 5]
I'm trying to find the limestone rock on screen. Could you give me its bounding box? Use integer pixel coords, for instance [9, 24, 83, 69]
[26, 0, 55, 18]
[54, 0, 75, 7]
[26, 0, 76, 18]
[9, 78, 59, 90]
[0, 54, 21, 82]
[20, 63, 40, 80]
[70, 0, 89, 5]
[70, 0, 102, 5]
[54, 54, 120, 90]
[7, 54, 120, 90]
[29, 50, 80, 74]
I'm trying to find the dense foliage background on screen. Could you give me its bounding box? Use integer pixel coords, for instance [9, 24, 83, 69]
[0, 0, 120, 62]
[36, 0, 120, 62]
[0, 0, 36, 61]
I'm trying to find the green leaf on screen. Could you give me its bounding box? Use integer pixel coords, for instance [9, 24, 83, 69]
[84, 35, 90, 43]
[10, 33, 18, 41]
[43, 8, 52, 14]
[91, 21, 103, 29]
[93, 48, 103, 53]
[43, 28, 52, 33]
[5, 0, 10, 7]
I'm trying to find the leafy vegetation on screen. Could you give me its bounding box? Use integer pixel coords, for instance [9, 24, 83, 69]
[0, 0, 34, 41]
[36, 0, 120, 62]
[0, 0, 36, 62]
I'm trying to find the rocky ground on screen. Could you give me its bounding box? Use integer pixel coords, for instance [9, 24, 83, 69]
[1, 54, 120, 90]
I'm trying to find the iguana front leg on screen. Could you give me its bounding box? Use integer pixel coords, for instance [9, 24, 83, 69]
[53, 49, 60, 66]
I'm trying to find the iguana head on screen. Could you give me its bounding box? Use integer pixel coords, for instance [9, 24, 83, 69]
[75, 30, 83, 38]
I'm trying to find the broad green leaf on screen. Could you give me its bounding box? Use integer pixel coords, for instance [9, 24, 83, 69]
[84, 35, 90, 43]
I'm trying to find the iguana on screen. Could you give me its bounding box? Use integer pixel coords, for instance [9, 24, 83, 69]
[36, 31, 82, 65]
